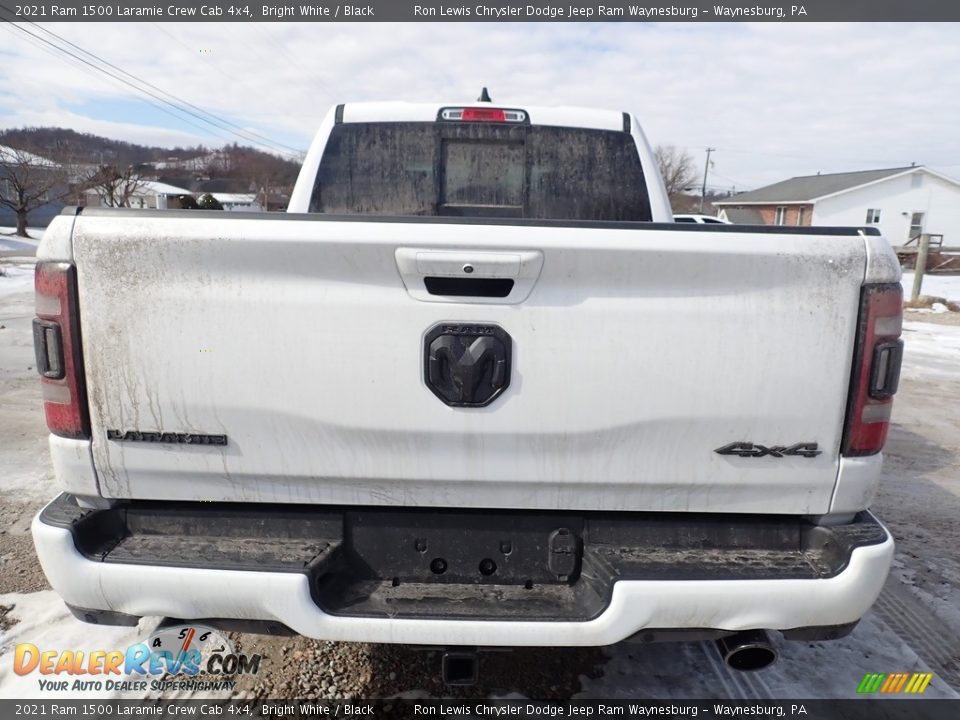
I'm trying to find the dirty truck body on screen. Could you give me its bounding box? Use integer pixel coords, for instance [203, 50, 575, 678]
[31, 101, 903, 653]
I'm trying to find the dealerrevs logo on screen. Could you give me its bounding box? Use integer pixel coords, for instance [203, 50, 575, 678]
[14, 624, 261, 692]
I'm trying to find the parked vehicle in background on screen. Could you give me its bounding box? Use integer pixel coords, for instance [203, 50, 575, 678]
[673, 213, 732, 224]
[30, 96, 903, 682]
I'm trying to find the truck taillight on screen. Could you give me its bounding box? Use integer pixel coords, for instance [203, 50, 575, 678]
[439, 107, 527, 123]
[842, 283, 903, 456]
[34, 262, 90, 439]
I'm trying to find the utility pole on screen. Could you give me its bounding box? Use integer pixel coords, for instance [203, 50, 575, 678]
[699, 147, 715, 213]
[911, 233, 930, 301]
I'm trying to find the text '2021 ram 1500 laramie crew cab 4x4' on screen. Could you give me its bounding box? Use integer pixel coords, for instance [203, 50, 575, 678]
[30, 97, 904, 676]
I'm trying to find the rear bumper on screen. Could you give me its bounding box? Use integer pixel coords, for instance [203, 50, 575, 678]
[32, 494, 894, 647]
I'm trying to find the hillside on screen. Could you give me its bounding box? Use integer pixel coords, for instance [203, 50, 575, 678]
[0, 127, 301, 188]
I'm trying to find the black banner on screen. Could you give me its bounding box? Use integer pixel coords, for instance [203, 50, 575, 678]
[2, 1, 960, 23]
[2, 700, 960, 720]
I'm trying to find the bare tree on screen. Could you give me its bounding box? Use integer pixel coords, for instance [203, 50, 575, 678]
[86, 164, 149, 208]
[197, 193, 224, 210]
[0, 145, 71, 237]
[226, 146, 299, 210]
[654, 145, 698, 205]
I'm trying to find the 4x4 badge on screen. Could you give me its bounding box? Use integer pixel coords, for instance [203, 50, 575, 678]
[715, 442, 821, 458]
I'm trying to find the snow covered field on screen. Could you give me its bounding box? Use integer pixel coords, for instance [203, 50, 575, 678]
[902, 271, 960, 303]
[0, 227, 42, 257]
[0, 596, 163, 700]
[0, 263, 34, 299]
[902, 322, 960, 378]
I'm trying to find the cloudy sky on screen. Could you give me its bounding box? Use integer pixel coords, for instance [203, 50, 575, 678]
[1, 21, 958, 190]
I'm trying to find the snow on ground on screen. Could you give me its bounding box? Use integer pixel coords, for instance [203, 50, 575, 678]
[0, 263, 35, 299]
[901, 271, 960, 303]
[0, 227, 43, 255]
[901, 321, 960, 379]
[0, 592, 161, 699]
[0, 238, 39, 254]
[0, 267, 49, 502]
[0, 226, 44, 237]
[0, 226, 41, 301]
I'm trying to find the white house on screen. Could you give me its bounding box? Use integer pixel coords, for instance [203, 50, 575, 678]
[208, 192, 262, 212]
[714, 166, 960, 247]
[84, 180, 192, 210]
[84, 183, 265, 212]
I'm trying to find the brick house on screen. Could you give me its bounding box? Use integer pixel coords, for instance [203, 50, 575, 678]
[714, 166, 960, 247]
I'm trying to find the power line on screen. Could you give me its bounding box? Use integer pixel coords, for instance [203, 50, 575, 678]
[151, 22, 200, 55]
[28, 18, 303, 156]
[698, 147, 715, 213]
[0, 17, 238, 147]
[149, 22, 303, 150]
[153, 20, 318, 140]
[709, 170, 750, 191]
[677, 143, 924, 167]
[713, 145, 914, 167]
[0, 10, 303, 157]
[0, 23, 238, 146]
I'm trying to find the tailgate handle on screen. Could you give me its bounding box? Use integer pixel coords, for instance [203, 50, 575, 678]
[416, 252, 521, 278]
[423, 277, 514, 298]
[395, 248, 544, 304]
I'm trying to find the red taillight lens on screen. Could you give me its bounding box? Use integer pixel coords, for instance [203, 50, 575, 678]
[439, 107, 527, 123]
[460, 107, 507, 122]
[842, 283, 903, 456]
[34, 262, 89, 439]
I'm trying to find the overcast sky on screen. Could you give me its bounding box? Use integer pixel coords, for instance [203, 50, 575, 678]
[1, 21, 958, 190]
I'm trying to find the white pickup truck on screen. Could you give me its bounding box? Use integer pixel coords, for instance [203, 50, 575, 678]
[31, 98, 904, 679]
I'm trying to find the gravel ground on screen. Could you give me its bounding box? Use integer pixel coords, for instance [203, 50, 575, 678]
[0, 498, 48, 596]
[0, 606, 15, 632]
[229, 637, 605, 699]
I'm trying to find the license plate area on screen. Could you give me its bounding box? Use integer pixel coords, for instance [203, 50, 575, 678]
[335, 509, 584, 586]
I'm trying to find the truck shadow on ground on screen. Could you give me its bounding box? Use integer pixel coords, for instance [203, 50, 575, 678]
[882, 423, 954, 476]
[234, 637, 609, 699]
[874, 423, 959, 559]
[358, 645, 607, 699]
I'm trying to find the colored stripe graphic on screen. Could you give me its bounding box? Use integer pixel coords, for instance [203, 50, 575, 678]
[913, 673, 933, 694]
[857, 673, 885, 693]
[892, 673, 909, 693]
[858, 672, 933, 694]
[880, 674, 898, 693]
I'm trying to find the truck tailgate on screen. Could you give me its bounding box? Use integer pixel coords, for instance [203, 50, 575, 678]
[70, 212, 865, 514]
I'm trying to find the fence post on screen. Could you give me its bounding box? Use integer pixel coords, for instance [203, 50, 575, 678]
[911, 233, 930, 301]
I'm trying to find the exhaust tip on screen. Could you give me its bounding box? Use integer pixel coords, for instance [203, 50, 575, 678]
[716, 630, 778, 672]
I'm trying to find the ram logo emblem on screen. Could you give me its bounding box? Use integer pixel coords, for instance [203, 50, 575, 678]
[424, 323, 512, 407]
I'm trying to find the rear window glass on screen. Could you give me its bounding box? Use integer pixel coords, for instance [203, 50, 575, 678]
[443, 140, 525, 210]
[310, 121, 651, 222]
